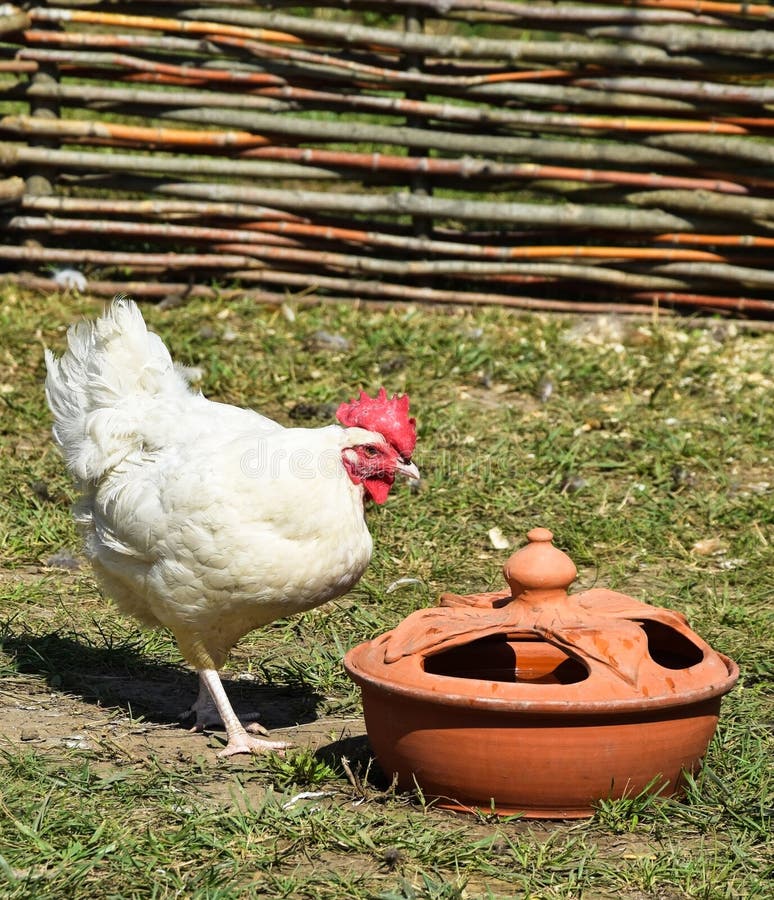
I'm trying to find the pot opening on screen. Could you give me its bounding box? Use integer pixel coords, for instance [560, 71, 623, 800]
[638, 619, 704, 669]
[423, 634, 588, 685]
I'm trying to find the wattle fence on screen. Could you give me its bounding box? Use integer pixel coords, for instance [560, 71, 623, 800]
[1, 1, 773, 317]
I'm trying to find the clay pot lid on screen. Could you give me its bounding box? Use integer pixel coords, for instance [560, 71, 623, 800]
[345, 527, 739, 713]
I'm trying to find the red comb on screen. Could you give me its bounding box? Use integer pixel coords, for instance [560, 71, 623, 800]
[336, 388, 416, 458]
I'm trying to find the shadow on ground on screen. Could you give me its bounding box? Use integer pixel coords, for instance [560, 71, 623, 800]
[1, 631, 325, 731]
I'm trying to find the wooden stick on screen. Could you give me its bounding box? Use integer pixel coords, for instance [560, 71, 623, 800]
[647, 133, 774, 166]
[187, 9, 761, 71]
[1, 115, 273, 150]
[336, 0, 774, 19]
[29, 7, 303, 44]
[573, 75, 774, 106]
[20, 194, 305, 222]
[0, 244, 263, 269]
[0, 144, 339, 181]
[654, 233, 774, 248]
[589, 23, 774, 55]
[653, 262, 774, 290]
[617, 0, 772, 15]
[6, 214, 711, 290]
[10, 77, 754, 135]
[0, 271, 667, 317]
[6, 214, 302, 249]
[240, 146, 748, 195]
[9, 269, 774, 319]
[627, 189, 774, 223]
[142, 182, 701, 233]
[17, 198, 760, 263]
[232, 268, 670, 314]
[626, 290, 774, 315]
[18, 48, 286, 89]
[156, 107, 703, 170]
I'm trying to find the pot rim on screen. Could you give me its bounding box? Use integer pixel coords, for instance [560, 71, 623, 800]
[343, 646, 739, 716]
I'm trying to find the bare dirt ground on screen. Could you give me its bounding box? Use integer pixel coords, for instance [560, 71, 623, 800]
[0, 564, 369, 786]
[1, 670, 368, 768]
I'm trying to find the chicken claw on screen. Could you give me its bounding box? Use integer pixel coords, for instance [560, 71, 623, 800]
[184, 673, 270, 736]
[217, 733, 291, 758]
[199, 668, 289, 758]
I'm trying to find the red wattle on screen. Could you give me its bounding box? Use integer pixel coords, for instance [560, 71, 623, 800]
[364, 477, 392, 505]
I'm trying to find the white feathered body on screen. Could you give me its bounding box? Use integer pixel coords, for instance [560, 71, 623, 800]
[45, 301, 375, 669]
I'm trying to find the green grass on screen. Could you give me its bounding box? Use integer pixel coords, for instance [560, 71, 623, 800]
[0, 286, 772, 898]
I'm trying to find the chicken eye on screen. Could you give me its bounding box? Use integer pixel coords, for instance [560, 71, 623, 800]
[363, 445, 379, 457]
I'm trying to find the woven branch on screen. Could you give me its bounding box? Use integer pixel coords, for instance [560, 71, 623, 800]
[652, 262, 774, 289]
[8, 213, 696, 290]
[627, 190, 774, 224]
[573, 76, 774, 106]
[183, 8, 758, 71]
[0, 115, 275, 150]
[141, 181, 699, 232]
[0, 109, 751, 195]
[0, 271, 669, 317]
[588, 24, 774, 55]
[0, 243, 264, 269]
[158, 107, 702, 169]
[0, 143, 340, 181]
[21, 28, 226, 56]
[318, 0, 774, 20]
[29, 6, 303, 44]
[20, 194, 304, 221]
[8, 80, 751, 136]
[4, 79, 288, 114]
[18, 48, 286, 89]
[646, 133, 774, 165]
[232, 268, 667, 312]
[21, 28, 771, 112]
[240, 147, 748, 195]
[2, 1, 772, 316]
[15, 197, 746, 264]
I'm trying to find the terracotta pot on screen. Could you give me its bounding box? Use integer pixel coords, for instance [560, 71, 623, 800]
[344, 528, 739, 818]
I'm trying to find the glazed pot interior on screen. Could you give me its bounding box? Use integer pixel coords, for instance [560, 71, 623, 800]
[421, 620, 705, 685]
[423, 635, 588, 685]
[637, 619, 704, 669]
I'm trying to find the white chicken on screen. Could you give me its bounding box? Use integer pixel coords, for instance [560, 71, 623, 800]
[44, 298, 419, 756]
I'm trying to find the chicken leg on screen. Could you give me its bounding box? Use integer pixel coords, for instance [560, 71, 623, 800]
[186, 672, 269, 735]
[198, 668, 290, 757]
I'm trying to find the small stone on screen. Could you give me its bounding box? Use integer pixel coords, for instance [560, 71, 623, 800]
[30, 480, 53, 502]
[288, 402, 338, 421]
[45, 550, 81, 570]
[20, 728, 40, 742]
[381, 847, 401, 869]
[691, 538, 726, 557]
[379, 355, 407, 375]
[536, 376, 554, 403]
[559, 475, 588, 494]
[670, 466, 696, 492]
[385, 577, 422, 594]
[281, 303, 296, 323]
[52, 267, 87, 292]
[488, 527, 511, 550]
[307, 330, 350, 352]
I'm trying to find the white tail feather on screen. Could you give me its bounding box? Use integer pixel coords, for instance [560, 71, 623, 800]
[45, 297, 192, 482]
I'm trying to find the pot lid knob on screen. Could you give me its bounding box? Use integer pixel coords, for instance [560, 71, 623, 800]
[503, 527, 577, 599]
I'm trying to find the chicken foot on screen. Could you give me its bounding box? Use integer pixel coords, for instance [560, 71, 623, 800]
[198, 668, 291, 757]
[185, 673, 270, 736]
